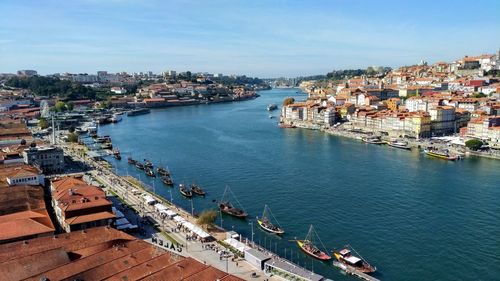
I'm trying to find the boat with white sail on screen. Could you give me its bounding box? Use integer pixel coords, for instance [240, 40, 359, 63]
[256, 205, 284, 234]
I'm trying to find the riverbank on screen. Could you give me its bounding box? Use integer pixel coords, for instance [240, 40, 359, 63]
[279, 118, 500, 160]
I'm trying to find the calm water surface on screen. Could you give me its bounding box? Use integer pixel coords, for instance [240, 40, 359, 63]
[100, 88, 500, 281]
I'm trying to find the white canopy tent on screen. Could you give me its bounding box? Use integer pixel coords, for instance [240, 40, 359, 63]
[143, 195, 156, 205]
[154, 203, 169, 212]
[224, 238, 250, 253]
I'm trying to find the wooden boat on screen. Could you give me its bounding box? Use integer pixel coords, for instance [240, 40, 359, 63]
[297, 225, 331, 261]
[157, 167, 170, 176]
[333, 247, 376, 274]
[190, 183, 206, 196]
[362, 136, 384, 144]
[162, 176, 174, 186]
[145, 168, 156, 177]
[113, 149, 121, 160]
[219, 202, 247, 218]
[256, 205, 284, 234]
[179, 184, 193, 197]
[387, 140, 411, 150]
[218, 186, 247, 218]
[144, 160, 153, 168]
[135, 163, 144, 170]
[127, 157, 136, 164]
[424, 148, 459, 161]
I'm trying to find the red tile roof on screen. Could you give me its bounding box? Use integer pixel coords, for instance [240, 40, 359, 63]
[65, 211, 115, 225]
[0, 227, 243, 281]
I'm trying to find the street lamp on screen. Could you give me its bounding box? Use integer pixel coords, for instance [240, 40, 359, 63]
[190, 199, 194, 216]
[249, 221, 254, 244]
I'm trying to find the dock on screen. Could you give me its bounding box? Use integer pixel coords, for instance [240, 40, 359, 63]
[333, 261, 380, 281]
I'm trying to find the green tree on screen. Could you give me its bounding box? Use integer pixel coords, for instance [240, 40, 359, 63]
[366, 66, 376, 76]
[66, 101, 74, 111]
[38, 118, 49, 129]
[5, 76, 98, 100]
[67, 133, 79, 143]
[465, 139, 483, 150]
[99, 99, 112, 109]
[282, 97, 295, 106]
[196, 210, 217, 229]
[472, 92, 486, 98]
[54, 101, 67, 112]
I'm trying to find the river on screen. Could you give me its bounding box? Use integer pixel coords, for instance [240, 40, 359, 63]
[99, 88, 500, 281]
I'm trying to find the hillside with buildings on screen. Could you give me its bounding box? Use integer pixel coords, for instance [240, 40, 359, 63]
[281, 52, 500, 156]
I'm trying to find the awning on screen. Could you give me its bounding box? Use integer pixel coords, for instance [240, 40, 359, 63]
[183, 222, 195, 230]
[344, 255, 362, 264]
[143, 195, 156, 204]
[224, 238, 250, 252]
[154, 203, 168, 212]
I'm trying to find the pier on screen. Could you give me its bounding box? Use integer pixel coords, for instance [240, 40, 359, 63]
[333, 261, 380, 281]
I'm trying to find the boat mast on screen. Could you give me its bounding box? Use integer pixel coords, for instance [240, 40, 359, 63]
[305, 225, 314, 241]
[221, 185, 229, 202]
[266, 206, 283, 228]
[348, 244, 369, 263]
[226, 185, 246, 211]
[312, 225, 329, 254]
[262, 204, 268, 219]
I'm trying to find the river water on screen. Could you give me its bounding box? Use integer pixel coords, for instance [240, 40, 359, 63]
[99, 88, 500, 281]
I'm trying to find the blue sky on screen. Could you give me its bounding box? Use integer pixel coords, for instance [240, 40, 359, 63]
[1, 0, 499, 77]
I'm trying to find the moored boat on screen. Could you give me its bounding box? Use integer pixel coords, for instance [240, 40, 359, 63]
[157, 167, 170, 176]
[135, 162, 145, 170]
[162, 176, 174, 186]
[362, 136, 384, 144]
[256, 205, 284, 234]
[127, 108, 150, 116]
[144, 159, 153, 168]
[218, 186, 247, 218]
[424, 147, 459, 161]
[110, 114, 122, 123]
[219, 202, 247, 218]
[387, 139, 411, 150]
[296, 225, 331, 261]
[179, 184, 193, 197]
[101, 143, 112, 150]
[127, 157, 137, 164]
[333, 247, 376, 274]
[113, 149, 121, 160]
[145, 168, 156, 177]
[190, 183, 206, 196]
